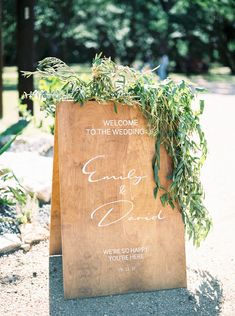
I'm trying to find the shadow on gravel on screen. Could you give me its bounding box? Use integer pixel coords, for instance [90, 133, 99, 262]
[49, 256, 223, 316]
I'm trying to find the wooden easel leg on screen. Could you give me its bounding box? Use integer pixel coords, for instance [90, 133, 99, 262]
[49, 114, 62, 255]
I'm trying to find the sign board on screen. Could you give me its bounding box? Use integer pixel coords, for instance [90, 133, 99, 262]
[50, 101, 186, 299]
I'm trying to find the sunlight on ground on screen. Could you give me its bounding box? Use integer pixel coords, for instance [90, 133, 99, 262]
[1, 91, 19, 129]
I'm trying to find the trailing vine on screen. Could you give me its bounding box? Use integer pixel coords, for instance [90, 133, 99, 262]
[24, 54, 212, 246]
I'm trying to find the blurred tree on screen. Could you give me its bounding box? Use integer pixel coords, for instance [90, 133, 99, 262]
[1, 0, 235, 73]
[2, 0, 16, 65]
[205, 0, 235, 74]
[0, 0, 3, 117]
[17, 0, 34, 114]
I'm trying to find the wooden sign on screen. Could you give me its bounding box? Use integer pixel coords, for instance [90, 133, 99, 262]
[50, 101, 186, 299]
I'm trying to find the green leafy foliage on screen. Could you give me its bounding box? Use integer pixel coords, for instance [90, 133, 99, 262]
[0, 169, 27, 207]
[26, 55, 212, 246]
[0, 121, 30, 221]
[0, 119, 30, 155]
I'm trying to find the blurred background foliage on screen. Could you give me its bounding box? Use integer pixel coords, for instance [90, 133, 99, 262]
[2, 0, 235, 74]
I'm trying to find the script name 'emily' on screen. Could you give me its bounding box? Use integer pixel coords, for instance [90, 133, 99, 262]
[82, 155, 147, 185]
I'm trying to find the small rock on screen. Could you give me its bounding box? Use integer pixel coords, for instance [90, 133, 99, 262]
[20, 243, 31, 252]
[0, 152, 53, 203]
[188, 294, 195, 302]
[9, 134, 54, 157]
[0, 233, 21, 255]
[0, 204, 20, 235]
[32, 272, 37, 277]
[37, 204, 50, 228]
[20, 223, 49, 245]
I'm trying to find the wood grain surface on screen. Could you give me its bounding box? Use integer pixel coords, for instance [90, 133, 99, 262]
[50, 101, 187, 299]
[49, 115, 62, 255]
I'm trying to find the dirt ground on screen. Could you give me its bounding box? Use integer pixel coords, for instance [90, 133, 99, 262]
[0, 93, 235, 315]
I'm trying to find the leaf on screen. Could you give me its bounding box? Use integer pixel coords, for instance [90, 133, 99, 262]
[167, 172, 173, 180]
[155, 137, 161, 168]
[153, 186, 158, 199]
[169, 198, 175, 209]
[179, 80, 185, 89]
[114, 102, 118, 113]
[0, 134, 19, 155]
[160, 193, 168, 206]
[195, 86, 207, 92]
[154, 164, 161, 187]
[200, 99, 205, 114]
[152, 153, 157, 170]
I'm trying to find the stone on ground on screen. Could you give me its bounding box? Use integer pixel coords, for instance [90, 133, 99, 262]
[0, 152, 53, 203]
[0, 233, 21, 255]
[20, 222, 49, 245]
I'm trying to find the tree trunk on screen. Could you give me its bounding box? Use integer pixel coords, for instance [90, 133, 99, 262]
[16, 0, 34, 114]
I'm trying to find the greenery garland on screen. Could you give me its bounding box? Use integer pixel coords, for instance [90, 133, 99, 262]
[24, 54, 212, 246]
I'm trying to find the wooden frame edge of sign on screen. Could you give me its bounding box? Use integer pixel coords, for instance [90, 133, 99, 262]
[49, 112, 62, 255]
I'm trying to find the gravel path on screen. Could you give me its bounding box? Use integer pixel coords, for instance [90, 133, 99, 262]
[0, 93, 235, 315]
[0, 240, 224, 316]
